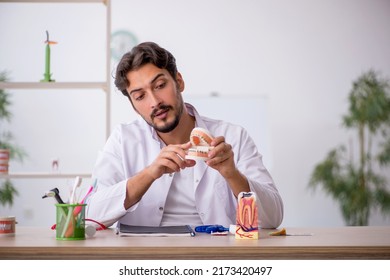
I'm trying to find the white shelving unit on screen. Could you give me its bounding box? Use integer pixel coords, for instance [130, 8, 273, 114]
[0, 0, 111, 179]
[3, 172, 92, 179]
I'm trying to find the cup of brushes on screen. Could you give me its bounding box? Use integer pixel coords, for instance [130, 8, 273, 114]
[42, 176, 81, 240]
[54, 176, 84, 240]
[55, 203, 86, 240]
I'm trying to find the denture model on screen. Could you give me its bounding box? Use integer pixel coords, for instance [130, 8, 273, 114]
[235, 191, 259, 239]
[185, 127, 214, 161]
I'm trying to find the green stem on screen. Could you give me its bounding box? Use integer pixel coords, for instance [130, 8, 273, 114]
[359, 123, 366, 191]
[45, 44, 50, 76]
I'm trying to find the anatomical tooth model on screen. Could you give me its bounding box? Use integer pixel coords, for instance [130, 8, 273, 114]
[185, 127, 214, 161]
[235, 192, 259, 239]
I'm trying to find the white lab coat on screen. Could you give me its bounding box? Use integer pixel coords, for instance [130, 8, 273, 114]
[86, 103, 283, 229]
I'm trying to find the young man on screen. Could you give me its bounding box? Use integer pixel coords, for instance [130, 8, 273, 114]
[86, 42, 283, 229]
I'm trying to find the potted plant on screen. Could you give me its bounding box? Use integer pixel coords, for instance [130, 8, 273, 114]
[0, 71, 26, 207]
[309, 69, 390, 226]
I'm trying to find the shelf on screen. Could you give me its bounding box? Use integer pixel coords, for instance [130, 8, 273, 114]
[0, 172, 91, 179]
[0, 1, 107, 3]
[0, 82, 109, 92]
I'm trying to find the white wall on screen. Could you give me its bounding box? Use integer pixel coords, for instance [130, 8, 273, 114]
[1, 0, 389, 227]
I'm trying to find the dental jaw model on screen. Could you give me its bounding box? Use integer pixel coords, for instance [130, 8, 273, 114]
[235, 192, 259, 239]
[185, 127, 214, 160]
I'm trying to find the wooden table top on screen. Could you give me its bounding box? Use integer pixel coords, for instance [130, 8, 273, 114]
[1, 226, 389, 259]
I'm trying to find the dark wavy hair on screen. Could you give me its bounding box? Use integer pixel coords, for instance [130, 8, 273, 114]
[114, 42, 178, 97]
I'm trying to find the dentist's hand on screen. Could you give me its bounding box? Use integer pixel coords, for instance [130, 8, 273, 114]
[147, 141, 196, 180]
[206, 136, 250, 197]
[125, 142, 195, 209]
[206, 136, 236, 178]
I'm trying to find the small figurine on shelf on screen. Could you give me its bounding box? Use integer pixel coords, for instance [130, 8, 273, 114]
[51, 158, 60, 173]
[40, 30, 57, 82]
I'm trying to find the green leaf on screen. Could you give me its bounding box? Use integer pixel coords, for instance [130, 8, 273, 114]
[0, 179, 18, 207]
[343, 70, 390, 133]
[0, 71, 12, 121]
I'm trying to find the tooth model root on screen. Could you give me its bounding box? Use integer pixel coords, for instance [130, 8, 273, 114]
[236, 192, 259, 239]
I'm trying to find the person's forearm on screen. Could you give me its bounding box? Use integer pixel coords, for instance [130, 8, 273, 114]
[86, 178, 129, 228]
[224, 168, 250, 197]
[124, 167, 156, 209]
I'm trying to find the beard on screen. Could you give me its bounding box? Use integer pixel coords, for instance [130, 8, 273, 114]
[146, 93, 184, 133]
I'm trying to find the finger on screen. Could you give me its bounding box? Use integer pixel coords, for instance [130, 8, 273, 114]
[160, 150, 183, 168]
[208, 142, 230, 158]
[208, 145, 233, 165]
[158, 157, 181, 173]
[210, 136, 225, 147]
[163, 145, 188, 160]
[206, 154, 232, 169]
[181, 141, 192, 149]
[161, 147, 190, 169]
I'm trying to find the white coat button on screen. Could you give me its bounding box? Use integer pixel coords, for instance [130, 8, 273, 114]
[159, 207, 164, 211]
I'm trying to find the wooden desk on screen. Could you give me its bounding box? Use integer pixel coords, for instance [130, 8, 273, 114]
[1, 226, 389, 259]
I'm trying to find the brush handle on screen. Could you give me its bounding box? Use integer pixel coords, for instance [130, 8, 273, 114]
[61, 206, 74, 238]
[73, 186, 93, 215]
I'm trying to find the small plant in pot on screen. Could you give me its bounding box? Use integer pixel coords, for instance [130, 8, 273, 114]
[0, 71, 26, 207]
